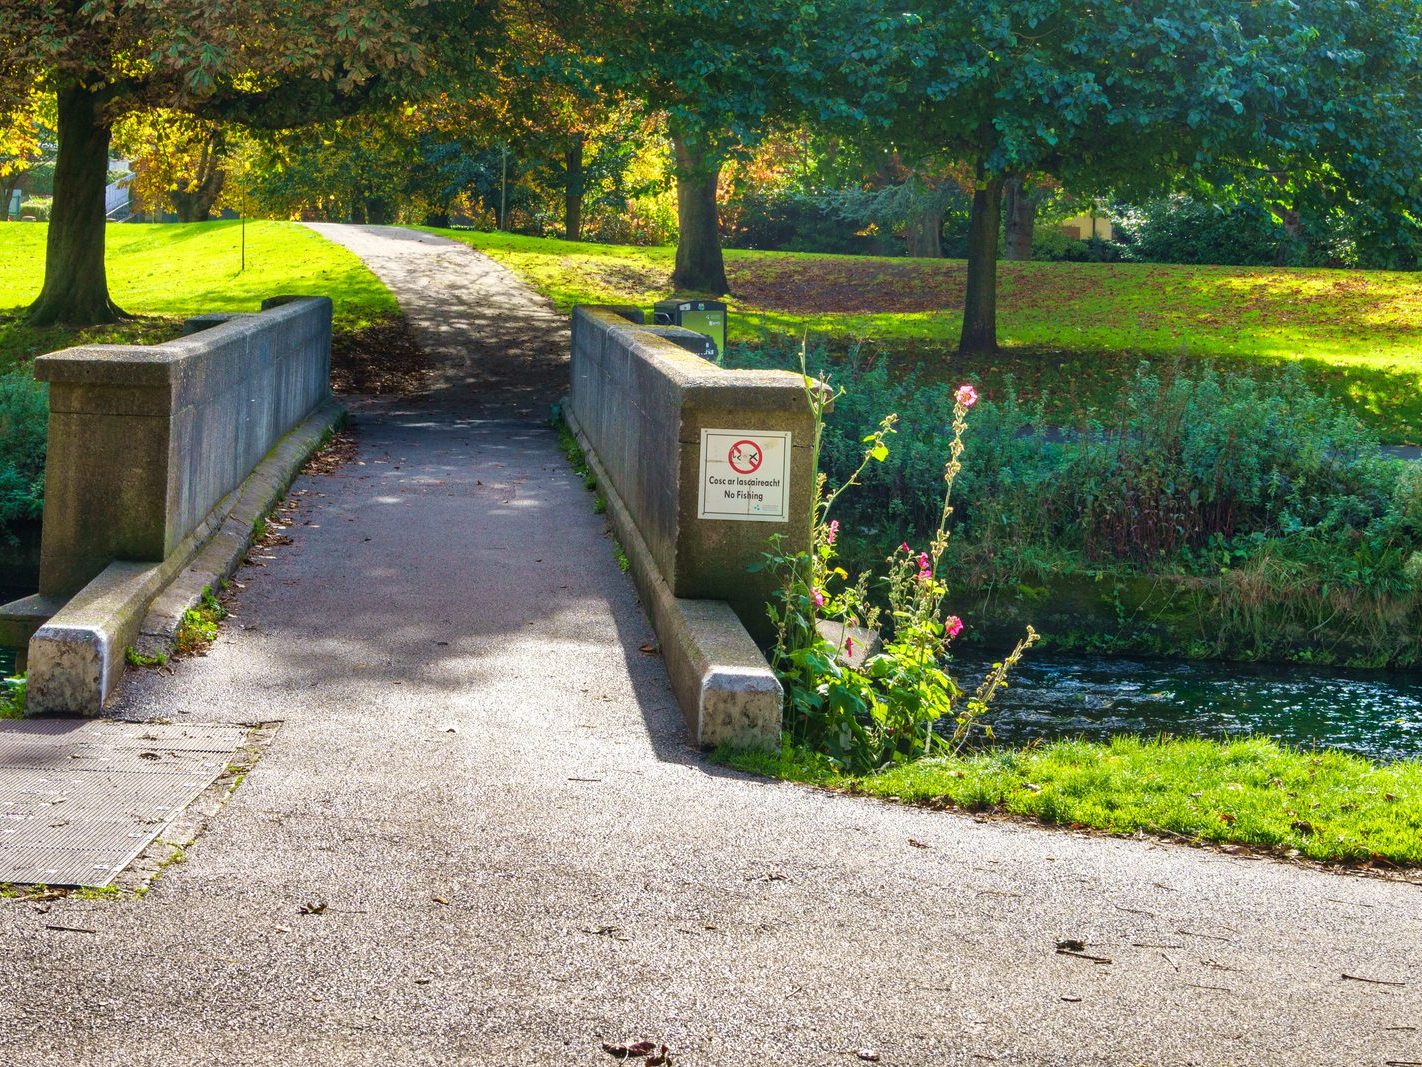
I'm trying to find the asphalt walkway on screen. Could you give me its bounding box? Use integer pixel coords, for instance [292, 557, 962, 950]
[0, 225, 1417, 1066]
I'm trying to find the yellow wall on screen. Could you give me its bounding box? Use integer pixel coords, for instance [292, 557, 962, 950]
[1061, 213, 1113, 241]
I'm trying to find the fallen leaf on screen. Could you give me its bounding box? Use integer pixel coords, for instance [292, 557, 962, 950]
[908, 838, 930, 849]
[602, 1040, 658, 1060]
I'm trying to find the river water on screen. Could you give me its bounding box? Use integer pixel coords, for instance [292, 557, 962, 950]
[955, 652, 1422, 762]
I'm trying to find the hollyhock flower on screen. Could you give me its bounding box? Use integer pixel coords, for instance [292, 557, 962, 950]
[900, 542, 912, 553]
[946, 615, 965, 639]
[826, 520, 840, 545]
[812, 588, 825, 607]
[845, 636, 855, 657]
[955, 384, 979, 409]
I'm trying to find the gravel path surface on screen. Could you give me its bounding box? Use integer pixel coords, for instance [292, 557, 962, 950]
[2, 225, 1417, 1067]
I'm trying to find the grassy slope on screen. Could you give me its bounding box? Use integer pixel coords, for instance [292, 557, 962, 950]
[719, 737, 1422, 867]
[429, 228, 1422, 441]
[0, 221, 397, 372]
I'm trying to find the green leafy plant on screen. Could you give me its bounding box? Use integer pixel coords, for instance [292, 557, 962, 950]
[125, 647, 169, 668]
[759, 347, 1036, 773]
[175, 586, 227, 656]
[1, 672, 26, 719]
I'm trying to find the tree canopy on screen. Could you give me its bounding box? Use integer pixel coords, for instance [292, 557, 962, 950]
[875, 0, 1422, 352]
[1, 0, 499, 324]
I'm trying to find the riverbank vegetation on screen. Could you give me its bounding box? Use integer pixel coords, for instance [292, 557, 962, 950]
[734, 367, 1422, 866]
[731, 343, 1422, 669]
[717, 737, 1422, 866]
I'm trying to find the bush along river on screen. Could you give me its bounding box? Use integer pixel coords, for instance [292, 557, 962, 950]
[952, 650, 1422, 763]
[0, 524, 40, 685]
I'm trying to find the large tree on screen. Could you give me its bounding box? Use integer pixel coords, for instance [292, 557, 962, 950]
[0, 1, 497, 326]
[575, 0, 892, 294]
[880, 0, 1422, 355]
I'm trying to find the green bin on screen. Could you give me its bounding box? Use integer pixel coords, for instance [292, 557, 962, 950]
[653, 299, 727, 358]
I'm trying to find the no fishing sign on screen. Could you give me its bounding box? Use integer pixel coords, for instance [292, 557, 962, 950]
[697, 429, 792, 521]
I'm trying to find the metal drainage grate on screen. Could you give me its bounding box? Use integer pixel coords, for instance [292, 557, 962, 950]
[0, 719, 247, 887]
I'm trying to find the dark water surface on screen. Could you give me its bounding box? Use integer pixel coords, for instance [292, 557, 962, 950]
[955, 652, 1422, 762]
[1, 580, 31, 682]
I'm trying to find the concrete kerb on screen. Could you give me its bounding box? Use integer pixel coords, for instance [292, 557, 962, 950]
[565, 401, 782, 750]
[25, 398, 344, 715]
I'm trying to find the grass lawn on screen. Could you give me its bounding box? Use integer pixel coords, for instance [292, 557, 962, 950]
[0, 221, 397, 373]
[428, 228, 1422, 442]
[717, 737, 1422, 867]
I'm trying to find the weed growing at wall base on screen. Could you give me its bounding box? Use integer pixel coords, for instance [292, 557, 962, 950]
[1, 673, 25, 719]
[175, 587, 227, 657]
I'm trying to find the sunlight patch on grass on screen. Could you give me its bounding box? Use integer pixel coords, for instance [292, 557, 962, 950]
[427, 228, 1422, 441]
[0, 221, 397, 371]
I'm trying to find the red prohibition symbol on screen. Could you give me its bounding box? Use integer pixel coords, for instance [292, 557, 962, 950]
[727, 439, 764, 475]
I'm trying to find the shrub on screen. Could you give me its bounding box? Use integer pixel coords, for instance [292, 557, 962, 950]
[727, 343, 1420, 597]
[725, 190, 882, 256]
[0, 371, 48, 539]
[18, 197, 51, 221]
[1112, 196, 1299, 266]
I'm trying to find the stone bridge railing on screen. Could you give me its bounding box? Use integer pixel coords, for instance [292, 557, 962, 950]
[564, 306, 815, 750]
[0, 296, 341, 714]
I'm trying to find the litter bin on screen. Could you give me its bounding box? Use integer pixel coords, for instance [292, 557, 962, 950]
[653, 299, 727, 358]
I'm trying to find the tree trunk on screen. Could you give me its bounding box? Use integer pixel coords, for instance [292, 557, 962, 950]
[671, 134, 728, 294]
[958, 168, 1005, 356]
[171, 135, 226, 222]
[27, 85, 126, 326]
[1002, 175, 1036, 261]
[906, 194, 945, 258]
[564, 135, 585, 242]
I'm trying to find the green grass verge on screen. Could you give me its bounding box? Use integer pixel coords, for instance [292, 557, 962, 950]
[0, 221, 398, 372]
[426, 228, 1422, 442]
[715, 736, 1422, 867]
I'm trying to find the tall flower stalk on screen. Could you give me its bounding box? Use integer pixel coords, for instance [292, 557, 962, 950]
[759, 348, 1037, 773]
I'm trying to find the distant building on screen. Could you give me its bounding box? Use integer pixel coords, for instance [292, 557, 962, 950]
[1060, 211, 1112, 241]
[106, 159, 133, 220]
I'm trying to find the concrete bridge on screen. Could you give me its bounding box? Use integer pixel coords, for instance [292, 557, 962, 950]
[0, 226, 1416, 1066]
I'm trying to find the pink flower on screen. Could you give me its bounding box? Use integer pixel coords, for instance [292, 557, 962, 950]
[900, 542, 912, 553]
[946, 615, 964, 639]
[845, 637, 855, 657]
[826, 520, 840, 546]
[812, 588, 825, 607]
[955, 384, 979, 409]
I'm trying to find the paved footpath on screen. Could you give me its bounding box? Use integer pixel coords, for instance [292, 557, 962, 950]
[2, 225, 1417, 1067]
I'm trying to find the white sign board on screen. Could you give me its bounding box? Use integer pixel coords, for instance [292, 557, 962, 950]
[697, 429, 792, 522]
